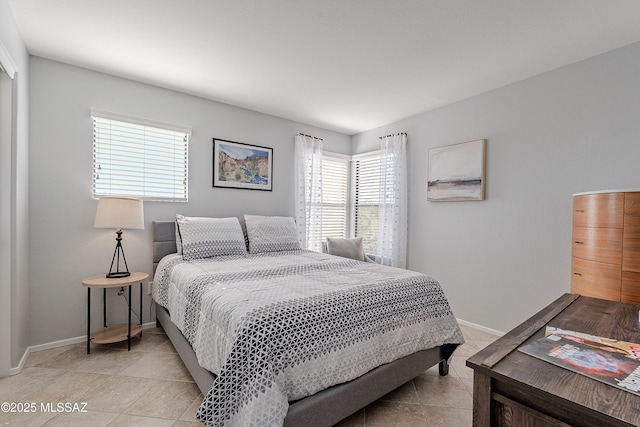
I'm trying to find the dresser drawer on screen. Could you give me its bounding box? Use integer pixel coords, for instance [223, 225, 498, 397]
[572, 226, 622, 264]
[622, 237, 640, 273]
[571, 257, 621, 301]
[624, 192, 640, 216]
[573, 193, 624, 228]
[623, 192, 640, 273]
[622, 271, 640, 305]
[491, 393, 569, 427]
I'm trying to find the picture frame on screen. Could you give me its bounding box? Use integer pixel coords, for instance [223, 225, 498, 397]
[427, 139, 486, 201]
[213, 138, 273, 191]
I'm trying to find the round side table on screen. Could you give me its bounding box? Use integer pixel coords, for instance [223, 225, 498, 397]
[82, 271, 148, 354]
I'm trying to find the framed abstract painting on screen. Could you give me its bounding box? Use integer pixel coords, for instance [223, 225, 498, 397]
[427, 139, 486, 201]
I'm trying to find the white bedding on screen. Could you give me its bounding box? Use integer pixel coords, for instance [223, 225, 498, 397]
[153, 249, 464, 427]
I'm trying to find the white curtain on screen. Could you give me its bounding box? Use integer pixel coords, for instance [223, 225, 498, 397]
[294, 134, 323, 252]
[376, 133, 408, 268]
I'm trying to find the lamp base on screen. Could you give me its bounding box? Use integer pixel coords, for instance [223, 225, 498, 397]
[106, 271, 131, 279]
[106, 229, 131, 279]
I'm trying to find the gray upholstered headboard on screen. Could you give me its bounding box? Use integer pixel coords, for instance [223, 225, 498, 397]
[152, 221, 177, 275]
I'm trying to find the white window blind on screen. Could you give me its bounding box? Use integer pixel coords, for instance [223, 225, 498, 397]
[353, 153, 381, 255]
[321, 155, 349, 240]
[91, 109, 190, 202]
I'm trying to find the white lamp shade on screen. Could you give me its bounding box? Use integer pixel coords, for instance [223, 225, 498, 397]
[94, 197, 144, 230]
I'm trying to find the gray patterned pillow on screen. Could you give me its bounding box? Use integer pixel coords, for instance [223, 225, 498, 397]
[176, 215, 247, 260]
[244, 215, 302, 253]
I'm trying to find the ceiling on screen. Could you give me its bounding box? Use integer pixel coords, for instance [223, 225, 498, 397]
[8, 0, 640, 135]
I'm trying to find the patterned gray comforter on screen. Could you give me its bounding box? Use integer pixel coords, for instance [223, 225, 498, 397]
[153, 250, 464, 427]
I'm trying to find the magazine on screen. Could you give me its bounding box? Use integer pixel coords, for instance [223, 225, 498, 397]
[544, 326, 640, 361]
[519, 334, 640, 396]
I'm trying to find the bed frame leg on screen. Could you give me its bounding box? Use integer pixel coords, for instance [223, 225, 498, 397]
[156, 317, 161, 328]
[439, 359, 450, 376]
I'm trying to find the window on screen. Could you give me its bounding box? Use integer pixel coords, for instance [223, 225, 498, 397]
[352, 152, 381, 255]
[321, 154, 349, 240]
[315, 150, 381, 254]
[310, 141, 404, 264]
[91, 109, 191, 201]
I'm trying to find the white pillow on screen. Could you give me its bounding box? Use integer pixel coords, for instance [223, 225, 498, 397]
[176, 214, 247, 260]
[244, 215, 301, 253]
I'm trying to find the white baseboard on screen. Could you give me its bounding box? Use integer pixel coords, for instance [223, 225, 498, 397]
[11, 319, 502, 376]
[9, 321, 158, 376]
[456, 318, 504, 337]
[9, 348, 31, 376]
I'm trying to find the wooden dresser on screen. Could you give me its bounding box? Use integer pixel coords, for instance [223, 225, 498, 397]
[571, 190, 640, 304]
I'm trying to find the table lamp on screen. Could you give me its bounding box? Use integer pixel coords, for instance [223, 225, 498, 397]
[94, 197, 144, 278]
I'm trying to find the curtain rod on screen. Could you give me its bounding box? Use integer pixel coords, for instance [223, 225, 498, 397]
[378, 132, 407, 139]
[297, 133, 324, 141]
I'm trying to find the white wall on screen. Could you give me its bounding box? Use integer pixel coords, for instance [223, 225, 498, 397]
[353, 42, 640, 333]
[0, 62, 11, 377]
[26, 39, 640, 343]
[28, 57, 351, 346]
[0, 0, 30, 371]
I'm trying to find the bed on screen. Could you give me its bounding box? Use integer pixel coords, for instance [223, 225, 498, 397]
[152, 216, 464, 427]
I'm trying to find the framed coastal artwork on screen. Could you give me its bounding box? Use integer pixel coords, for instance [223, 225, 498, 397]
[427, 139, 486, 201]
[213, 138, 273, 191]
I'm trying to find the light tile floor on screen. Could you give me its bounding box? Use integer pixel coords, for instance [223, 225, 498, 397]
[0, 324, 499, 426]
